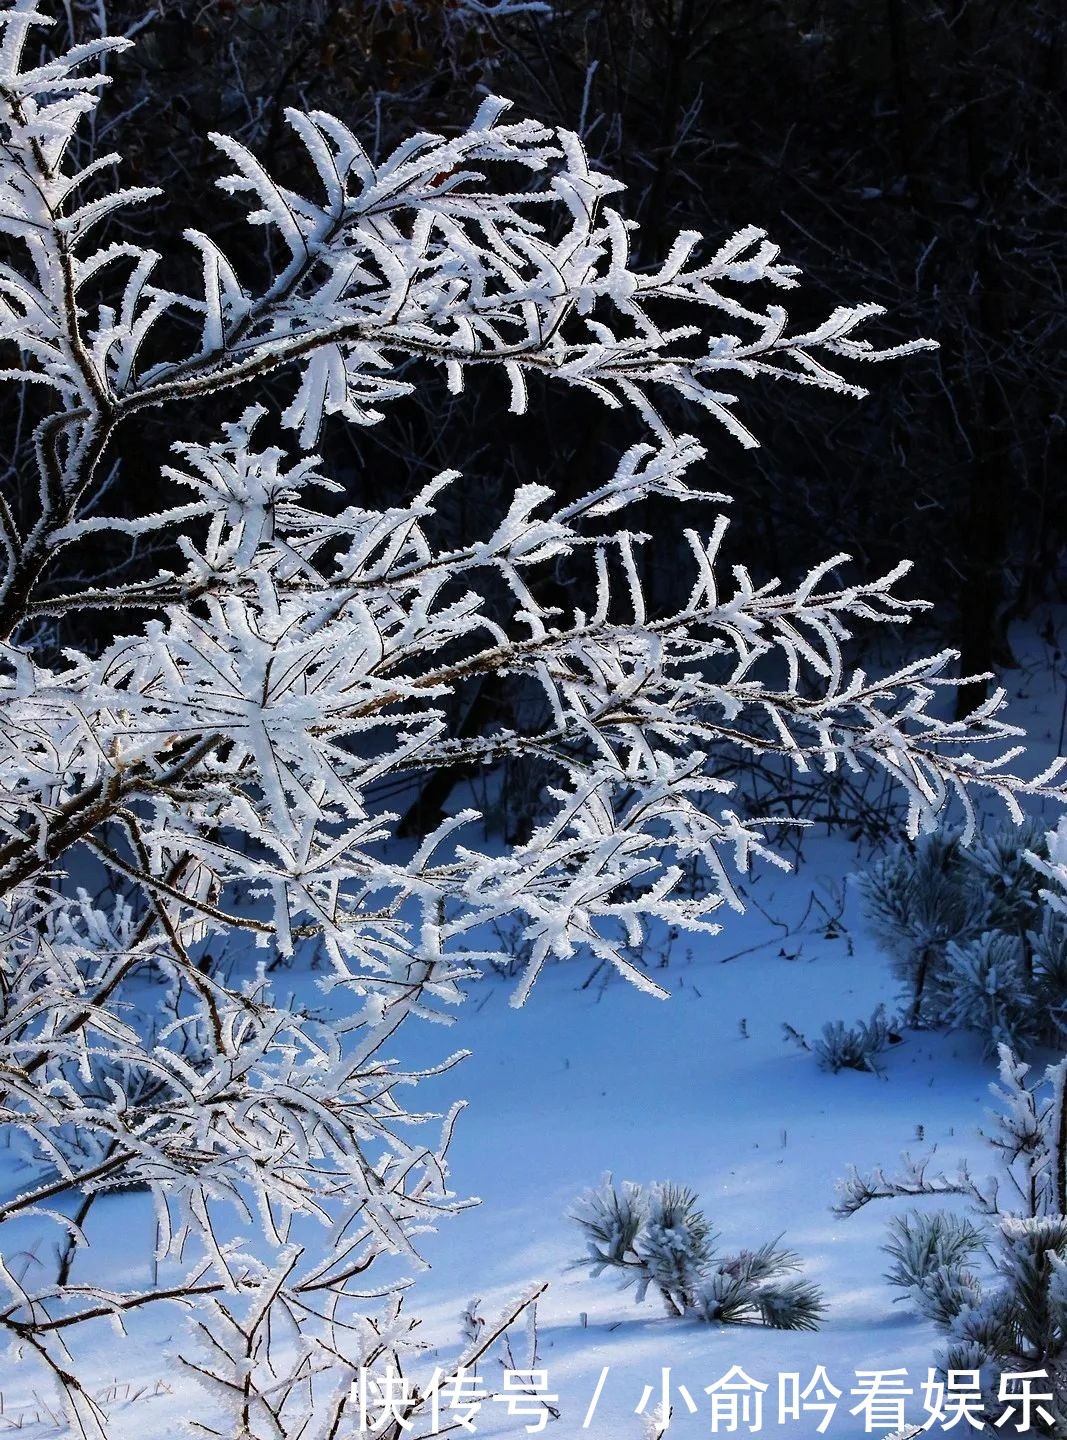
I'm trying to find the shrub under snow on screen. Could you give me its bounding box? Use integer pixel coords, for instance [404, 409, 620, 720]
[572, 1176, 826, 1330]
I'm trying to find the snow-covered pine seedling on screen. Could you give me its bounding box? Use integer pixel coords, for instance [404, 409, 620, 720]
[880, 1211, 987, 1324]
[855, 830, 983, 1026]
[858, 822, 1063, 1050]
[962, 817, 1050, 937]
[837, 1046, 1067, 1432]
[0, 2, 1065, 1433]
[942, 930, 1036, 1055]
[571, 1177, 826, 1328]
[1029, 909, 1067, 1035]
[783, 1004, 903, 1073]
[814, 1004, 902, 1073]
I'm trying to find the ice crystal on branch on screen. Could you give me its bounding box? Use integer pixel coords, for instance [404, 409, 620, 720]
[0, 2, 1063, 1433]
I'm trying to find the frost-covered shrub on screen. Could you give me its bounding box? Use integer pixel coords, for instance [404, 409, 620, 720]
[962, 821, 1050, 936]
[881, 1211, 986, 1324]
[856, 829, 985, 1025]
[783, 1005, 903, 1073]
[942, 931, 1037, 1055]
[572, 1177, 826, 1329]
[1032, 911, 1067, 1035]
[857, 822, 1059, 1048]
[838, 1046, 1067, 1433]
[814, 1004, 902, 1073]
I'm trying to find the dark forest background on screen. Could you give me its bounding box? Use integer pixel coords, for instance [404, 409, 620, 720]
[12, 0, 1066, 814]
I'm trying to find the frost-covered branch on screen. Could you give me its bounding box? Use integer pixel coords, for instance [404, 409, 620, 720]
[0, 0, 933, 636]
[833, 1153, 991, 1220]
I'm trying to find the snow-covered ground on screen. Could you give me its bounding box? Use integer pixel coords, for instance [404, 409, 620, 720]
[3, 618, 1067, 1438]
[404, 861, 993, 1439]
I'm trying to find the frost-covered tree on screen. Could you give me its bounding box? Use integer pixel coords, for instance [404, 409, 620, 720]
[838, 1046, 1067, 1433]
[857, 829, 986, 1026]
[1, 3, 1066, 1434]
[857, 822, 1067, 1050]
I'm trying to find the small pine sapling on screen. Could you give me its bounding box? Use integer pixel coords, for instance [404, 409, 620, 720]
[856, 830, 984, 1026]
[962, 820, 1050, 943]
[636, 1182, 715, 1317]
[942, 931, 1037, 1055]
[857, 823, 1062, 1050]
[817, 1005, 902, 1073]
[1031, 911, 1067, 1036]
[572, 1176, 826, 1329]
[784, 1005, 903, 1073]
[880, 1211, 986, 1327]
